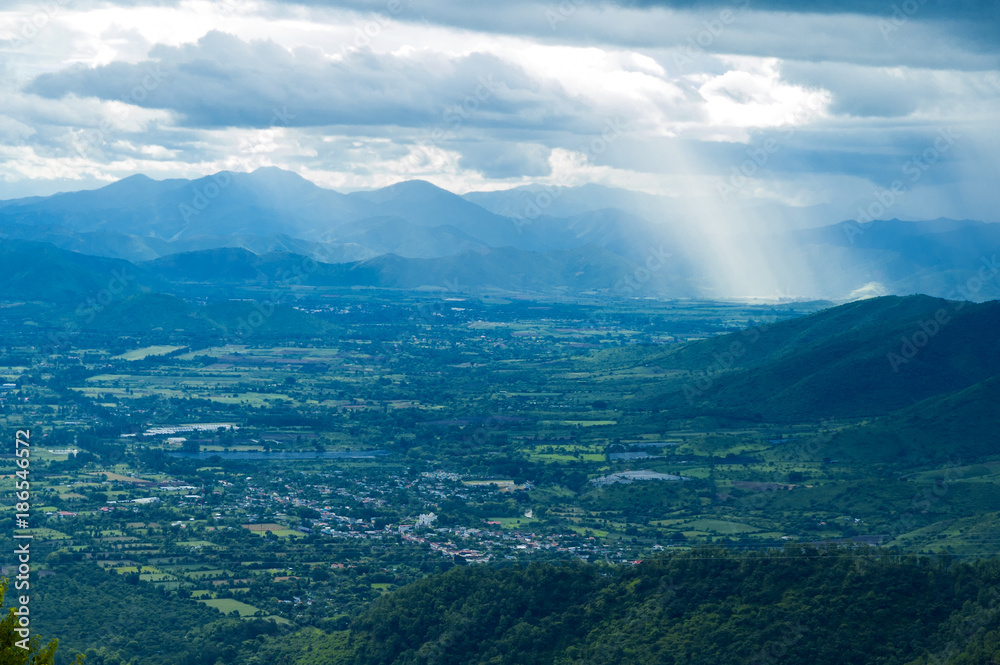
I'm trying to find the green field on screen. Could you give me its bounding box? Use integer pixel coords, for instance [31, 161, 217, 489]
[113, 345, 187, 361]
[681, 519, 762, 534]
[23, 527, 71, 540]
[199, 598, 263, 617]
[487, 516, 539, 529]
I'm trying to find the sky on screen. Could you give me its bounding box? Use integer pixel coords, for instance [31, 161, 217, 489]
[0, 0, 998, 225]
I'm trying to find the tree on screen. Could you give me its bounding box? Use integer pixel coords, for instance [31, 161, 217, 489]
[0, 578, 84, 664]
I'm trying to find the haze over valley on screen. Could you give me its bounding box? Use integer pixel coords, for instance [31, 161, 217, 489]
[2, 167, 997, 303]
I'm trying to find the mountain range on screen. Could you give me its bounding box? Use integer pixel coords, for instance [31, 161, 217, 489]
[1, 167, 998, 300]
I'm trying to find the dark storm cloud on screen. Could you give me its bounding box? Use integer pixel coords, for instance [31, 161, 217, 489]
[287, 0, 999, 64]
[21, 0, 1000, 68]
[27, 31, 593, 132]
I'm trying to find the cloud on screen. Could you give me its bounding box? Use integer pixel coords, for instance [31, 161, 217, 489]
[0, 0, 996, 224]
[248, 0, 1000, 69]
[779, 61, 1000, 119]
[28, 31, 589, 133]
[457, 141, 552, 179]
[27, 29, 835, 145]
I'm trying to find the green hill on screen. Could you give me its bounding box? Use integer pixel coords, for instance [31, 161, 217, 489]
[337, 549, 1000, 665]
[824, 374, 1000, 464]
[79, 292, 221, 335]
[29, 551, 1000, 665]
[632, 295, 1000, 421]
[314, 244, 648, 293]
[143, 247, 269, 282]
[0, 239, 151, 303]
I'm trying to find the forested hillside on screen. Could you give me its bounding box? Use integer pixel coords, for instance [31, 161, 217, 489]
[31, 549, 1000, 665]
[339, 549, 1000, 665]
[634, 295, 1000, 421]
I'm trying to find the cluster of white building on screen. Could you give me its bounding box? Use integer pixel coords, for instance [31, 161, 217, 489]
[142, 423, 239, 436]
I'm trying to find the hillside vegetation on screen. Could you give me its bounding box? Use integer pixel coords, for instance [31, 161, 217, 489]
[632, 295, 1000, 421]
[30, 549, 1000, 665]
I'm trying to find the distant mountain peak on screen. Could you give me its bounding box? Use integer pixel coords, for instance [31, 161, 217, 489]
[379, 179, 442, 192]
[98, 172, 164, 193]
[349, 179, 456, 204]
[118, 173, 155, 183]
[245, 165, 307, 180]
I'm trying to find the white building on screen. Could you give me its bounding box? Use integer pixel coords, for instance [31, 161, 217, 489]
[416, 513, 437, 527]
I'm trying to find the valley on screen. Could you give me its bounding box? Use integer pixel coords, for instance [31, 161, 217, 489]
[3, 0, 998, 662]
[2, 281, 1000, 663]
